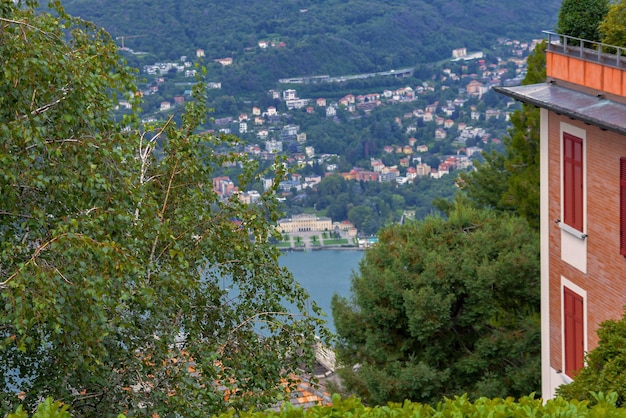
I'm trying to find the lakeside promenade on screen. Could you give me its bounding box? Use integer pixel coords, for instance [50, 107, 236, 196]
[276, 230, 377, 251]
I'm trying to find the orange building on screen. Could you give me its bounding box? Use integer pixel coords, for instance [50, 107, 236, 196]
[497, 32, 626, 399]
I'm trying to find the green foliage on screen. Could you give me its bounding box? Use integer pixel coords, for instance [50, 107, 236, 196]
[0, 1, 324, 416]
[458, 151, 513, 212]
[331, 201, 541, 405]
[557, 313, 626, 407]
[499, 42, 546, 230]
[555, 0, 609, 42]
[522, 41, 548, 86]
[7, 398, 71, 418]
[13, 393, 626, 417]
[295, 175, 457, 231]
[599, 0, 626, 47]
[60, 0, 560, 93]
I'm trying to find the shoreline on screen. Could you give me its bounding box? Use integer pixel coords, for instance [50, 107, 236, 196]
[276, 230, 377, 252]
[278, 245, 365, 252]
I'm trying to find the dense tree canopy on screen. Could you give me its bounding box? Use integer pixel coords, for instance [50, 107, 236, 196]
[331, 202, 541, 405]
[555, 0, 609, 42]
[599, 0, 626, 47]
[60, 0, 560, 93]
[0, 1, 324, 416]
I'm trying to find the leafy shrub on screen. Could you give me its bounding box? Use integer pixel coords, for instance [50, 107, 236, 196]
[7, 398, 70, 418]
[15, 393, 626, 417]
[557, 313, 626, 406]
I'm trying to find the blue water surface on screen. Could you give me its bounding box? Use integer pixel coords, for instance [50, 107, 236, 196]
[279, 250, 364, 333]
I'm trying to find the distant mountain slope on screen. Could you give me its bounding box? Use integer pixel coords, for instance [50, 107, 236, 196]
[61, 0, 560, 89]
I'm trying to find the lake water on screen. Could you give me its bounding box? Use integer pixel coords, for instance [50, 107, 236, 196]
[279, 250, 364, 333]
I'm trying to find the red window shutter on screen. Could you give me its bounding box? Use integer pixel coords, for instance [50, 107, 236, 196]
[563, 133, 584, 231]
[621, 158, 626, 256]
[564, 287, 584, 378]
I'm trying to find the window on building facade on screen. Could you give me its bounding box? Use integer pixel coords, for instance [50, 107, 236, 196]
[619, 157, 626, 257]
[563, 132, 584, 232]
[563, 286, 584, 378]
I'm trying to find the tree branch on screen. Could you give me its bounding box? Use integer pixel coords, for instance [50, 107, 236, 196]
[0, 211, 32, 219]
[144, 115, 176, 281]
[19, 84, 71, 119]
[0, 16, 41, 31]
[218, 311, 307, 355]
[25, 137, 86, 151]
[0, 233, 115, 289]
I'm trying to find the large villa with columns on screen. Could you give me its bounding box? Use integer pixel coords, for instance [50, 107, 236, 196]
[276, 214, 357, 237]
[276, 214, 333, 233]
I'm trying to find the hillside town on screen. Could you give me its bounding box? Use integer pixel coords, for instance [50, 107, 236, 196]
[129, 37, 542, 211]
[113, 36, 547, 241]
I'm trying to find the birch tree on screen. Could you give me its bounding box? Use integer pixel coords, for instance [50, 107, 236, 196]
[0, 1, 324, 416]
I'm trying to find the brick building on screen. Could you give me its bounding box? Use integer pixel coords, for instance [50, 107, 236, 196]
[496, 32, 626, 399]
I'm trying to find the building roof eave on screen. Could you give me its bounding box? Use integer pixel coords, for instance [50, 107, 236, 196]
[493, 83, 626, 136]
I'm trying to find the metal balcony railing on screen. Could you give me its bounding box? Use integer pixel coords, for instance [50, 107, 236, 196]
[544, 30, 626, 70]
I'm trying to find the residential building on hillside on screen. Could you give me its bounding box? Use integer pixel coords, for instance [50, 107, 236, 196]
[283, 89, 297, 100]
[212, 176, 237, 199]
[214, 57, 233, 66]
[415, 163, 431, 177]
[286, 98, 308, 109]
[342, 169, 378, 182]
[265, 139, 283, 153]
[496, 32, 626, 400]
[452, 47, 467, 58]
[235, 190, 260, 204]
[159, 101, 171, 111]
[335, 221, 357, 237]
[282, 124, 299, 137]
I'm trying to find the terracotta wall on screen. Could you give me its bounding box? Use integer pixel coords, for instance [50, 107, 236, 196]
[547, 113, 626, 370]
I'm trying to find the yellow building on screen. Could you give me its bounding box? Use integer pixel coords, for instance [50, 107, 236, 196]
[277, 214, 332, 233]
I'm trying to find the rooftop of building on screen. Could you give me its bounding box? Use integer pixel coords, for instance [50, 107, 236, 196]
[494, 31, 626, 134]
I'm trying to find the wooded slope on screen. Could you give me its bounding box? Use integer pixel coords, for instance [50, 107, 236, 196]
[61, 0, 560, 82]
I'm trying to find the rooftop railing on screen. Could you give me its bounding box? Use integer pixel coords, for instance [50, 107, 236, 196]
[544, 30, 626, 70]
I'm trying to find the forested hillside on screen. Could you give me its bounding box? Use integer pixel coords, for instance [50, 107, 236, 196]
[62, 0, 560, 91]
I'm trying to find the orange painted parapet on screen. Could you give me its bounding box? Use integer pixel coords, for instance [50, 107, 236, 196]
[547, 51, 626, 98]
